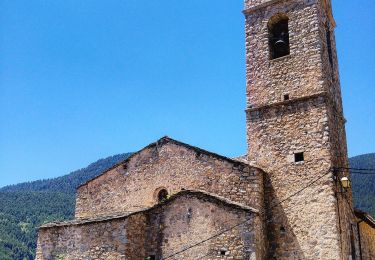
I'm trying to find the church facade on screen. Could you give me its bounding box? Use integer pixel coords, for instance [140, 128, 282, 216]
[36, 0, 375, 259]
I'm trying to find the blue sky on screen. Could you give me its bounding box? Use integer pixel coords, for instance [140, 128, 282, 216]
[0, 0, 374, 187]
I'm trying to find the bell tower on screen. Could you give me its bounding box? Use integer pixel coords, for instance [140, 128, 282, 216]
[244, 0, 359, 259]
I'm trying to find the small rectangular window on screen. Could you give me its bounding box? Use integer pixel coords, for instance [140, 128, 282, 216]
[283, 94, 290, 101]
[220, 249, 227, 256]
[294, 152, 304, 162]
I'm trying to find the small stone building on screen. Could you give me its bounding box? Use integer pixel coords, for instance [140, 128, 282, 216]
[37, 138, 266, 259]
[37, 0, 375, 259]
[355, 210, 375, 260]
[37, 190, 262, 259]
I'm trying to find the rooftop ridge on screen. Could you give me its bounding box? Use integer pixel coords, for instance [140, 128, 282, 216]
[39, 189, 258, 229]
[77, 136, 260, 189]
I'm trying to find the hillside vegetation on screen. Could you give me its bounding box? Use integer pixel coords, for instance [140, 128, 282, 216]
[0, 152, 373, 259]
[349, 153, 375, 217]
[0, 153, 131, 260]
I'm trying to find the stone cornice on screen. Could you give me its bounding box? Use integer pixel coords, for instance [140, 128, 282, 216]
[246, 91, 346, 123]
[243, 0, 318, 15]
[243, 0, 336, 28]
[246, 92, 326, 113]
[39, 190, 259, 229]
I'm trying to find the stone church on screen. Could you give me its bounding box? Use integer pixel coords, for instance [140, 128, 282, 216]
[36, 0, 375, 259]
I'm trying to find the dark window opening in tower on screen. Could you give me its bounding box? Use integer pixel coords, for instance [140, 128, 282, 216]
[326, 28, 333, 68]
[294, 152, 304, 163]
[157, 189, 168, 203]
[268, 15, 290, 59]
[350, 225, 356, 259]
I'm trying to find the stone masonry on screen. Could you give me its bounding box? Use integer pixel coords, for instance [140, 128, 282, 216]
[36, 0, 374, 259]
[36, 190, 263, 260]
[244, 0, 359, 259]
[355, 210, 375, 260]
[75, 137, 265, 221]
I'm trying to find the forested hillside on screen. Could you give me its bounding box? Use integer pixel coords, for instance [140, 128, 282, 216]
[0, 152, 373, 259]
[349, 153, 375, 217]
[1, 153, 132, 194]
[0, 153, 131, 260]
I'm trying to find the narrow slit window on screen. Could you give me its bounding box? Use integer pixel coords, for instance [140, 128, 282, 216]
[294, 152, 304, 163]
[326, 28, 333, 67]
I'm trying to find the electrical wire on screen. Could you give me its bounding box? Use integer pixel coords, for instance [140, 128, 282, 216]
[350, 171, 375, 175]
[162, 218, 252, 260]
[334, 167, 375, 175]
[336, 167, 375, 172]
[195, 236, 240, 260]
[161, 169, 333, 259]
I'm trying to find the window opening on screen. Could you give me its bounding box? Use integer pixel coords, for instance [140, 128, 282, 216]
[220, 249, 227, 256]
[157, 189, 168, 203]
[350, 225, 356, 260]
[326, 28, 333, 67]
[283, 94, 290, 101]
[269, 16, 290, 59]
[294, 152, 304, 163]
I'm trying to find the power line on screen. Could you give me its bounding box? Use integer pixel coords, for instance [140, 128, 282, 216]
[350, 171, 375, 175]
[196, 236, 239, 260]
[337, 167, 375, 171]
[334, 167, 375, 175]
[163, 218, 252, 259]
[162, 169, 333, 259]
[336, 167, 375, 172]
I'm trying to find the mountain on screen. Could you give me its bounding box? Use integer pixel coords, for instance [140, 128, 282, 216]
[1, 153, 132, 194]
[349, 153, 375, 217]
[0, 152, 373, 259]
[0, 153, 131, 260]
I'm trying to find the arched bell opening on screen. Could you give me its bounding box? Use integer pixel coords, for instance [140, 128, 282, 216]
[154, 187, 169, 203]
[268, 14, 290, 59]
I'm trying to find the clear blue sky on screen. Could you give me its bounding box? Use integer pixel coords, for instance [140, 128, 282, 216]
[0, 0, 374, 187]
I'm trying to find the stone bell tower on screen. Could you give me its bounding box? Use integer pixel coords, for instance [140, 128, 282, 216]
[244, 0, 359, 259]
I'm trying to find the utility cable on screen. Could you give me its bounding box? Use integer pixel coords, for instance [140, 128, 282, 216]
[162, 169, 333, 259]
[334, 167, 375, 175]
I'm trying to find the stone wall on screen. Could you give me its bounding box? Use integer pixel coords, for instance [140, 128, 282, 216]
[247, 95, 342, 259]
[244, 0, 358, 258]
[75, 138, 264, 222]
[36, 213, 147, 260]
[245, 0, 323, 109]
[37, 191, 264, 260]
[244, 0, 278, 10]
[358, 221, 375, 260]
[355, 211, 375, 260]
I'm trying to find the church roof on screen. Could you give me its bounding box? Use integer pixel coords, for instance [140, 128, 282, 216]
[355, 209, 375, 228]
[78, 136, 260, 189]
[39, 189, 258, 229]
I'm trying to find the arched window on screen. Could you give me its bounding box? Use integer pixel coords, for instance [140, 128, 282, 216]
[157, 189, 168, 203]
[268, 14, 290, 59]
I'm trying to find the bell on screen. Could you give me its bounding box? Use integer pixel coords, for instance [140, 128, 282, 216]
[274, 39, 286, 49]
